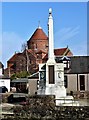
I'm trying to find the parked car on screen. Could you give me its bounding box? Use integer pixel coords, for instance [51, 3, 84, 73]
[0, 86, 8, 93]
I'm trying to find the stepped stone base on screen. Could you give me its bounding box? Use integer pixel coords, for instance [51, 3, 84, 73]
[56, 96, 79, 106]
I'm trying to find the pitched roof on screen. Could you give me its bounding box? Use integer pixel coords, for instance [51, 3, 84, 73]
[8, 53, 22, 62]
[66, 56, 89, 74]
[43, 47, 72, 60]
[54, 48, 68, 56]
[29, 27, 48, 41]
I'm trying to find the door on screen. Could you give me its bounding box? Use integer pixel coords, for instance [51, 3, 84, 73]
[80, 75, 85, 91]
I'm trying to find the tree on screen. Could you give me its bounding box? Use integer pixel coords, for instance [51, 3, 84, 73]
[10, 71, 30, 80]
[21, 43, 27, 52]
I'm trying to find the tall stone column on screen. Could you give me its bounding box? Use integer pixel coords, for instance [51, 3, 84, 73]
[45, 8, 56, 95]
[47, 8, 55, 64]
[45, 8, 66, 98]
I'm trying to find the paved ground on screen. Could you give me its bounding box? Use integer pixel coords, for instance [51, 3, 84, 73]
[78, 99, 89, 106]
[1, 103, 15, 107]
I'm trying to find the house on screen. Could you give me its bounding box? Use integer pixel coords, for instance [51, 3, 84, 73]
[66, 56, 89, 93]
[0, 62, 10, 92]
[11, 75, 39, 94]
[56, 56, 89, 97]
[11, 78, 28, 93]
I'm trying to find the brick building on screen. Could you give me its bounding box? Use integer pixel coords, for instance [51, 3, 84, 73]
[4, 26, 73, 77]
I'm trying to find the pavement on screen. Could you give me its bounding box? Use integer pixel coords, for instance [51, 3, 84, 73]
[78, 99, 89, 106]
[1, 103, 15, 108]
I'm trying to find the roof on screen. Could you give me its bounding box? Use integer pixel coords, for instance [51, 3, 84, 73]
[11, 78, 28, 82]
[28, 27, 48, 41]
[8, 53, 22, 62]
[43, 47, 72, 60]
[54, 48, 68, 56]
[65, 56, 89, 74]
[0, 75, 10, 79]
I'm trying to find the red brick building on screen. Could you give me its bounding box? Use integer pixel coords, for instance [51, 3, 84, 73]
[27, 27, 48, 53]
[5, 26, 73, 77]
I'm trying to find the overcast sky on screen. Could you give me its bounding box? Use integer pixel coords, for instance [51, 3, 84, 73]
[0, 1, 87, 68]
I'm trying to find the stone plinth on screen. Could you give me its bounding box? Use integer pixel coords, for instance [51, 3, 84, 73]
[45, 62, 66, 99]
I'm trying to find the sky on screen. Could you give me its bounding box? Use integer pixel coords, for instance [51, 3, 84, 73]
[0, 2, 88, 68]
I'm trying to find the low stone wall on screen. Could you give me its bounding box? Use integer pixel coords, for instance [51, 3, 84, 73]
[1, 95, 89, 120]
[73, 91, 89, 99]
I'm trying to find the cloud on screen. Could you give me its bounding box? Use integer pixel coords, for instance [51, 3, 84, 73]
[2, 31, 25, 68]
[71, 41, 87, 56]
[55, 26, 80, 42]
[54, 26, 87, 56]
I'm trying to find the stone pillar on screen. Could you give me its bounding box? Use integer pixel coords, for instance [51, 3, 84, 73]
[47, 8, 55, 63]
[45, 8, 66, 98]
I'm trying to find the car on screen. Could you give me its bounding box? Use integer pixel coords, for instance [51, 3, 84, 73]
[0, 86, 8, 93]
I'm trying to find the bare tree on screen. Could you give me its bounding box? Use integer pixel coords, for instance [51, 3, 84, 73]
[21, 43, 27, 52]
[21, 42, 29, 72]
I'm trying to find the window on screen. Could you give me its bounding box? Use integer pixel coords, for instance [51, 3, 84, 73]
[80, 75, 85, 91]
[35, 44, 37, 49]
